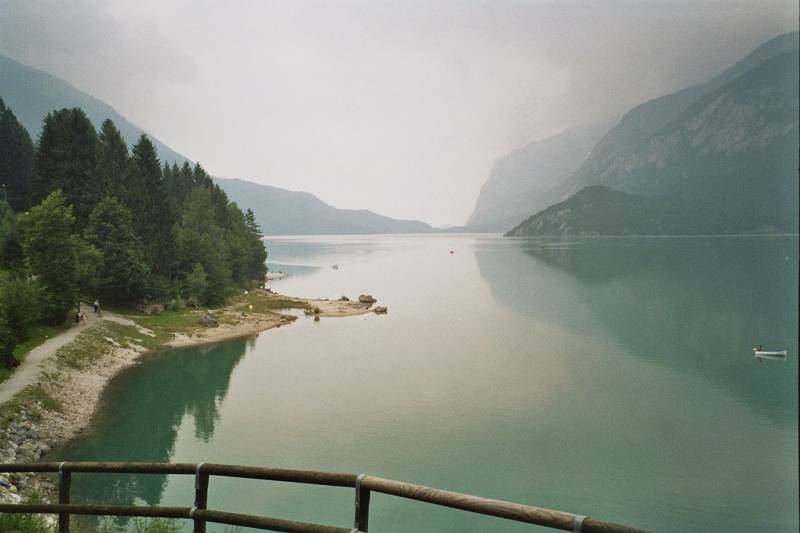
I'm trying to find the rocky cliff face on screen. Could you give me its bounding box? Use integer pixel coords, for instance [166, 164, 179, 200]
[509, 34, 799, 237]
[582, 50, 798, 200]
[563, 33, 798, 195]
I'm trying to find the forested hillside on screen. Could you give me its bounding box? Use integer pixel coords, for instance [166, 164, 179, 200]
[0, 100, 267, 364]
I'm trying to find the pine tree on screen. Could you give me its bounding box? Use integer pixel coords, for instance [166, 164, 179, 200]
[126, 135, 174, 281]
[84, 197, 149, 304]
[245, 208, 261, 236]
[0, 98, 35, 212]
[95, 119, 129, 201]
[34, 108, 98, 223]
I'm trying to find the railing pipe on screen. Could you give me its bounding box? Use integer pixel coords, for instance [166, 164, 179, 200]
[0, 462, 650, 532]
[359, 476, 645, 533]
[0, 503, 191, 519]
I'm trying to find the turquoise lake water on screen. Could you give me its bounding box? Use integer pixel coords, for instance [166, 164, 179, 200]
[57, 235, 798, 532]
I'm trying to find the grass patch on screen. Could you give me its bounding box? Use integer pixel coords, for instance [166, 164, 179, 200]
[102, 321, 166, 351]
[132, 308, 198, 332]
[54, 324, 114, 370]
[235, 289, 308, 314]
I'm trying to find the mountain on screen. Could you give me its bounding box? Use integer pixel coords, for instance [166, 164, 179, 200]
[509, 33, 799, 237]
[505, 186, 695, 237]
[566, 32, 799, 197]
[0, 54, 434, 234]
[215, 177, 433, 234]
[465, 123, 609, 232]
[0, 54, 189, 167]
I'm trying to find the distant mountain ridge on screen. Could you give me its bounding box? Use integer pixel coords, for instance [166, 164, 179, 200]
[508, 32, 799, 237]
[465, 122, 609, 231]
[0, 54, 433, 234]
[0, 54, 189, 167]
[215, 177, 433, 235]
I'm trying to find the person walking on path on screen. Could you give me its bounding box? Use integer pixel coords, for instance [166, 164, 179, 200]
[93, 299, 100, 314]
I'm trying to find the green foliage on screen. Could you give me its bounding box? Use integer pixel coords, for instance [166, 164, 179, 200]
[75, 239, 103, 297]
[0, 505, 52, 533]
[0, 200, 25, 270]
[0, 99, 268, 322]
[0, 97, 35, 211]
[185, 263, 208, 306]
[33, 108, 98, 223]
[130, 517, 183, 533]
[95, 118, 129, 200]
[127, 135, 174, 278]
[174, 187, 232, 305]
[22, 190, 79, 324]
[84, 196, 149, 304]
[0, 273, 42, 345]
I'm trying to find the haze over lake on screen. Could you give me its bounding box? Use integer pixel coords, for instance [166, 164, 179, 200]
[59, 234, 799, 532]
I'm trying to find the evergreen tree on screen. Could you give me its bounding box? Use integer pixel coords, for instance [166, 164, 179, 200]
[126, 135, 174, 280]
[34, 108, 98, 223]
[23, 191, 79, 324]
[95, 119, 129, 200]
[0, 98, 35, 212]
[84, 197, 149, 304]
[174, 187, 231, 304]
[245, 208, 261, 236]
[0, 200, 23, 270]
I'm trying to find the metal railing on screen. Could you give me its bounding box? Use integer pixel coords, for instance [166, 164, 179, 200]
[0, 462, 650, 532]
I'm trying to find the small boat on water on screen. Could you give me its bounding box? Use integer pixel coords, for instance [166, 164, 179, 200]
[753, 349, 788, 361]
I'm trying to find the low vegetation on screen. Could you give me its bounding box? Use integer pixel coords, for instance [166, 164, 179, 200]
[1, 384, 62, 429]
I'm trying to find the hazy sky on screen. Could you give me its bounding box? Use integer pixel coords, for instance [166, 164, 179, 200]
[0, 1, 797, 226]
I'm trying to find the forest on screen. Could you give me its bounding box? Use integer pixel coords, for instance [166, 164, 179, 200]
[0, 98, 267, 365]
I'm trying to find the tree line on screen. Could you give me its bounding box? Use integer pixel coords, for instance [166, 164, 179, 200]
[0, 98, 267, 364]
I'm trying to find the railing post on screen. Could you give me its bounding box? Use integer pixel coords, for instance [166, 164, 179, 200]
[193, 463, 209, 533]
[58, 462, 71, 533]
[353, 474, 370, 532]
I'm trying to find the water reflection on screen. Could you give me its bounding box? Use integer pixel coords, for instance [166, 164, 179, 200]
[476, 237, 799, 421]
[57, 339, 249, 512]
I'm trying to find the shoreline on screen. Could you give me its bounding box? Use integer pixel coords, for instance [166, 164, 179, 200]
[0, 288, 377, 504]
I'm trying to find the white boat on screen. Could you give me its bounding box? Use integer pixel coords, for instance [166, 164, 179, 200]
[753, 349, 788, 360]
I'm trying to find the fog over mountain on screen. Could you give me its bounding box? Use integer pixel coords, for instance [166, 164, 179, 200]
[0, 1, 796, 226]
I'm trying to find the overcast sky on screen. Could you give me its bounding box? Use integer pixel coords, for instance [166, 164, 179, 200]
[0, 1, 797, 226]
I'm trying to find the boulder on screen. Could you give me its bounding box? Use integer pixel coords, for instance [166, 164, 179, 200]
[358, 294, 376, 304]
[373, 306, 388, 314]
[197, 314, 219, 327]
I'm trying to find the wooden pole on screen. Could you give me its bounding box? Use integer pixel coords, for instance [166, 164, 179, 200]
[193, 463, 210, 533]
[58, 465, 71, 533]
[353, 474, 370, 532]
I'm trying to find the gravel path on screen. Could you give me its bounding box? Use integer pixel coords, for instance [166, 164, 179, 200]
[0, 307, 131, 406]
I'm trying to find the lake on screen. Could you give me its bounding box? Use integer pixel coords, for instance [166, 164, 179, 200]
[57, 234, 799, 532]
